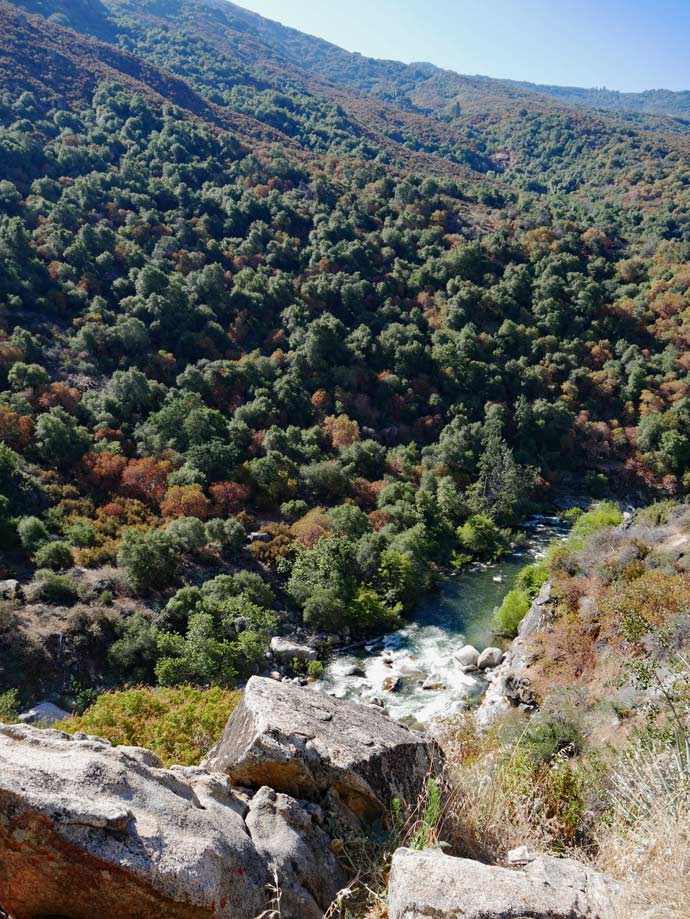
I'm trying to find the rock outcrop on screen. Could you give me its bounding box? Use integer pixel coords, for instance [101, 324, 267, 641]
[17, 700, 69, 725]
[202, 676, 437, 820]
[388, 847, 620, 919]
[476, 580, 552, 727]
[269, 636, 318, 662]
[0, 723, 346, 919]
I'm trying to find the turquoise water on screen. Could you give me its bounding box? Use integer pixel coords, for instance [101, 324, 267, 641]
[319, 516, 566, 724]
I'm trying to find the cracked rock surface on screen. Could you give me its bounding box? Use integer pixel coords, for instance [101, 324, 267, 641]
[0, 723, 345, 919]
[388, 847, 620, 919]
[202, 676, 437, 820]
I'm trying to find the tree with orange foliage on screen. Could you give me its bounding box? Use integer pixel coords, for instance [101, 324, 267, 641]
[161, 484, 211, 520]
[0, 404, 33, 450]
[311, 389, 331, 415]
[36, 382, 81, 413]
[82, 451, 127, 491]
[209, 481, 250, 517]
[323, 413, 360, 449]
[120, 457, 172, 505]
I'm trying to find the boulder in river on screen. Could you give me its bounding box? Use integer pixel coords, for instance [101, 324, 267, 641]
[388, 847, 620, 919]
[0, 723, 345, 919]
[202, 676, 437, 821]
[421, 673, 446, 691]
[454, 644, 479, 669]
[342, 663, 366, 677]
[477, 646, 505, 670]
[270, 636, 318, 661]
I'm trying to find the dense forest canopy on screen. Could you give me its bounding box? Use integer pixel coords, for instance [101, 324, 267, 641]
[2, 0, 690, 700]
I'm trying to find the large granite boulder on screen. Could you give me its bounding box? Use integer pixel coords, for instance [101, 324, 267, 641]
[202, 676, 437, 820]
[388, 847, 619, 919]
[0, 723, 345, 919]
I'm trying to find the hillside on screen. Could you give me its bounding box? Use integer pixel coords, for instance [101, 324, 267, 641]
[1, 2, 690, 917]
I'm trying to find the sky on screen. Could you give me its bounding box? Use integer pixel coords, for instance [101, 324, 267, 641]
[233, 1, 690, 93]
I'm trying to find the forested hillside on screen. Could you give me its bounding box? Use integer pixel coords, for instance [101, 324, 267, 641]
[2, 0, 690, 705]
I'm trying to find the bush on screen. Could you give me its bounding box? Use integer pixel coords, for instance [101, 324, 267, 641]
[494, 588, 530, 637]
[64, 518, 98, 548]
[307, 659, 324, 679]
[280, 499, 308, 522]
[456, 514, 507, 560]
[17, 516, 49, 552]
[519, 714, 584, 765]
[59, 685, 241, 766]
[514, 561, 549, 598]
[566, 502, 623, 553]
[0, 688, 19, 722]
[34, 541, 74, 571]
[27, 570, 78, 604]
[108, 614, 160, 682]
[117, 528, 177, 590]
[165, 516, 207, 552]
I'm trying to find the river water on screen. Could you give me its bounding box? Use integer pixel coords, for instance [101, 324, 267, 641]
[319, 515, 568, 725]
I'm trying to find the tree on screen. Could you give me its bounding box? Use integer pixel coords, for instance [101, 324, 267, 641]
[155, 613, 238, 687]
[34, 541, 75, 571]
[165, 516, 207, 552]
[161, 484, 211, 520]
[35, 408, 91, 468]
[17, 516, 49, 552]
[120, 457, 171, 505]
[469, 407, 536, 522]
[117, 528, 177, 590]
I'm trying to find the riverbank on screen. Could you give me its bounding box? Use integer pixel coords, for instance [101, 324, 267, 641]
[316, 515, 568, 724]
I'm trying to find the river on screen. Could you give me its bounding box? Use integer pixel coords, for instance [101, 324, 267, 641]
[318, 515, 567, 725]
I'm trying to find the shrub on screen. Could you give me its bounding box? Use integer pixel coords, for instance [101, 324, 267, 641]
[519, 713, 584, 765]
[27, 570, 78, 604]
[514, 561, 549, 598]
[456, 514, 507, 560]
[34, 540, 74, 571]
[117, 528, 177, 590]
[64, 518, 98, 548]
[0, 688, 19, 722]
[566, 502, 622, 553]
[307, 659, 324, 679]
[280, 499, 308, 522]
[108, 614, 160, 682]
[17, 516, 49, 552]
[165, 516, 207, 552]
[494, 588, 530, 637]
[59, 685, 241, 766]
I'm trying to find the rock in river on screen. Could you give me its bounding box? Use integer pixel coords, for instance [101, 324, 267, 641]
[270, 636, 318, 662]
[477, 646, 505, 670]
[454, 644, 479, 669]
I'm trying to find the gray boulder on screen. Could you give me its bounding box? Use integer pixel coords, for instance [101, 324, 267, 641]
[388, 847, 619, 919]
[0, 723, 344, 919]
[202, 676, 437, 820]
[454, 644, 479, 669]
[0, 578, 21, 600]
[17, 700, 70, 726]
[270, 636, 318, 662]
[477, 647, 505, 670]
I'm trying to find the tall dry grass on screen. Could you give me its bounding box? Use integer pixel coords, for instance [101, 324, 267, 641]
[596, 742, 690, 919]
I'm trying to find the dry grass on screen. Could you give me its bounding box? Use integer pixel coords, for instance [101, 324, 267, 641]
[596, 743, 690, 919]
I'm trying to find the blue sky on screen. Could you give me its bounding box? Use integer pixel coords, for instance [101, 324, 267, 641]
[234, 1, 690, 93]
